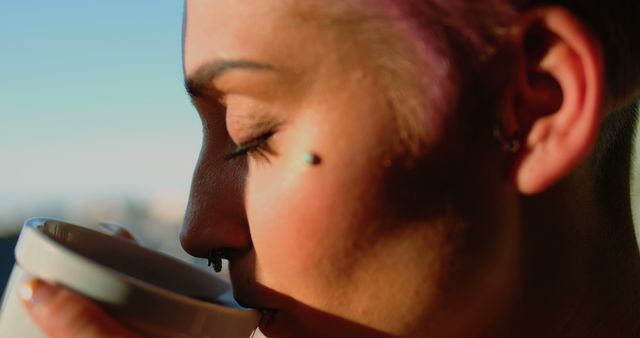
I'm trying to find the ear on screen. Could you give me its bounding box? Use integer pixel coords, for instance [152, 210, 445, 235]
[503, 7, 604, 195]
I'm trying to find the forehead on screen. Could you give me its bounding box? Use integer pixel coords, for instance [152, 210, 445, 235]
[182, 0, 398, 76]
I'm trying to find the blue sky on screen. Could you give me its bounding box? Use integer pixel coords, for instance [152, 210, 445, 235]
[0, 1, 201, 220]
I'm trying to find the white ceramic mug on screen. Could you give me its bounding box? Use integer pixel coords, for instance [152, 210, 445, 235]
[0, 218, 261, 338]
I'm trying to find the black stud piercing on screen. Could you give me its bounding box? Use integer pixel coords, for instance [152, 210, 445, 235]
[208, 250, 223, 273]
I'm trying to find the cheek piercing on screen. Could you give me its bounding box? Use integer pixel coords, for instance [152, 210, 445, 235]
[208, 250, 223, 273]
[304, 152, 322, 165]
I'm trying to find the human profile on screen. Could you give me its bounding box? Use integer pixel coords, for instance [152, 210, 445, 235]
[19, 1, 640, 337]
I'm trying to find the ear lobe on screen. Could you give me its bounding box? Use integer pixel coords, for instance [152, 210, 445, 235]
[506, 7, 604, 195]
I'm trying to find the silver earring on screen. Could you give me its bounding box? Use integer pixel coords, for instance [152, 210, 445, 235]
[208, 250, 222, 273]
[492, 127, 521, 153]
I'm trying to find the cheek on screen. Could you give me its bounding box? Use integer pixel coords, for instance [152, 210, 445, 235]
[244, 135, 352, 286]
[243, 98, 398, 295]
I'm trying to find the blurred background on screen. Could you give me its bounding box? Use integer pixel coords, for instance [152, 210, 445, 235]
[0, 1, 202, 290]
[2, 3, 640, 338]
[0, 4, 272, 335]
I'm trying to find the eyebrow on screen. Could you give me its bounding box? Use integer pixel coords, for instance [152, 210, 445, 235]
[185, 60, 276, 98]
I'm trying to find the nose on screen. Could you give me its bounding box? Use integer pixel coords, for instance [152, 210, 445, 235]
[180, 117, 252, 258]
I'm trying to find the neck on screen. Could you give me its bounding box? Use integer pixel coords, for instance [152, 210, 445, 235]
[507, 103, 640, 337]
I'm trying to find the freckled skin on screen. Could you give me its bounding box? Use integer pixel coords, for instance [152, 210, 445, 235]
[179, 1, 523, 337]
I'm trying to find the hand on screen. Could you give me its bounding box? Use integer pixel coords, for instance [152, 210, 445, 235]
[20, 278, 142, 338]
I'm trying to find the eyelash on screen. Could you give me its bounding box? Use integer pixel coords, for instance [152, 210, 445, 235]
[224, 131, 274, 161]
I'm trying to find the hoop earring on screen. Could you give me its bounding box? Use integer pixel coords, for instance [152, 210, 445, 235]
[492, 127, 521, 153]
[208, 250, 223, 273]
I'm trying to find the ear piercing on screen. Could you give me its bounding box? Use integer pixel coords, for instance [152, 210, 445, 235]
[492, 127, 521, 153]
[304, 152, 322, 165]
[208, 250, 223, 273]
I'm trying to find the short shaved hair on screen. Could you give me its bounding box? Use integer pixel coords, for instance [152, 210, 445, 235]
[289, 0, 640, 163]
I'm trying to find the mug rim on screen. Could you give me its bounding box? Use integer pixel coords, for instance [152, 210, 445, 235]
[15, 217, 260, 335]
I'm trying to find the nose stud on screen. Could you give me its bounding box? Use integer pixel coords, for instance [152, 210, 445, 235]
[208, 250, 223, 273]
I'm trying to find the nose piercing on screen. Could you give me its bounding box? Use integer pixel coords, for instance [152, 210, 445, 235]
[208, 250, 223, 273]
[304, 152, 322, 165]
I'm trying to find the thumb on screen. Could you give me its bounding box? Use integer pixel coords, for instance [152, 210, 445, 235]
[20, 278, 142, 338]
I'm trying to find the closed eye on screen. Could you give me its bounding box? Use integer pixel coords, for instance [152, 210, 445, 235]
[224, 130, 275, 161]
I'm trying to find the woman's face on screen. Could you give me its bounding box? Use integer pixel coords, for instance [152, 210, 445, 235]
[181, 1, 519, 337]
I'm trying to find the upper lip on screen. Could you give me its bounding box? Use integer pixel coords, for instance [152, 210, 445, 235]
[221, 251, 273, 309]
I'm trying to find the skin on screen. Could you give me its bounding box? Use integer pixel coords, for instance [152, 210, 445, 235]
[181, 1, 520, 337]
[21, 1, 640, 338]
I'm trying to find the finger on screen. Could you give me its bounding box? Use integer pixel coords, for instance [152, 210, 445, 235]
[20, 278, 141, 338]
[98, 222, 145, 245]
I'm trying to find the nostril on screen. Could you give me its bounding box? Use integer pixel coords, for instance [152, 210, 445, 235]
[179, 214, 253, 259]
[181, 160, 252, 259]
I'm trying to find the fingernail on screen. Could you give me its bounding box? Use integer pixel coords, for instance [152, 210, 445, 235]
[20, 279, 58, 306]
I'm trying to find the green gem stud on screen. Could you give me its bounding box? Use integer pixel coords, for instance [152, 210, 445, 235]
[304, 152, 322, 165]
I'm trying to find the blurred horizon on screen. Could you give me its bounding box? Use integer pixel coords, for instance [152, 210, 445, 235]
[0, 1, 200, 242]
